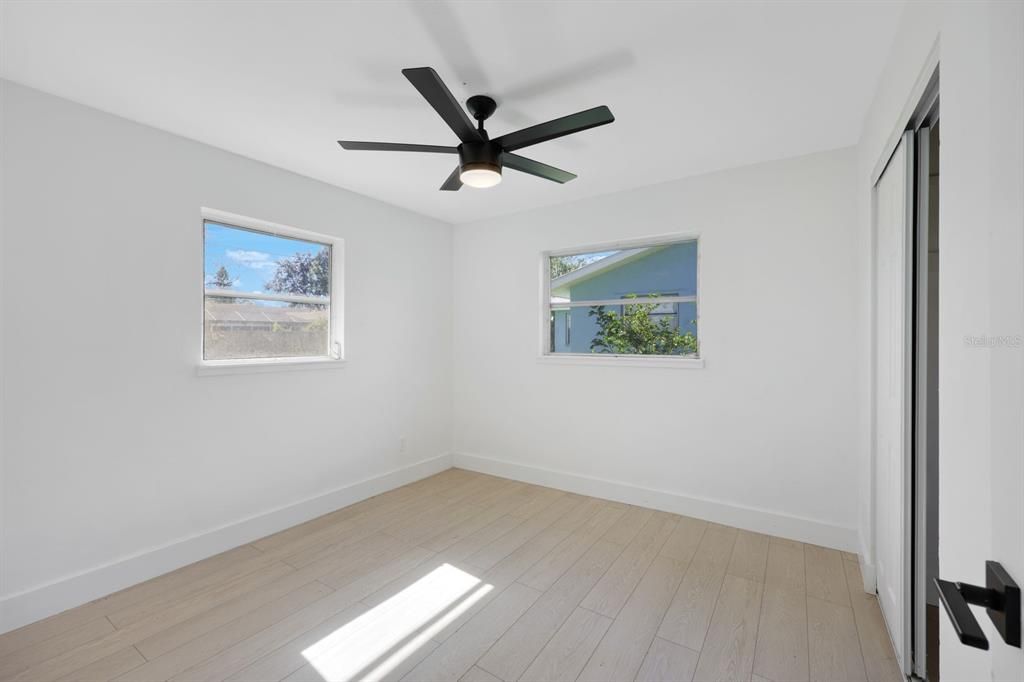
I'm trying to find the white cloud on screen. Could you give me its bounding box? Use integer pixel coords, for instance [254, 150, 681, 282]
[227, 249, 278, 271]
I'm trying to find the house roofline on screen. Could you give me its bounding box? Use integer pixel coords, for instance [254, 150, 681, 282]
[550, 246, 664, 296]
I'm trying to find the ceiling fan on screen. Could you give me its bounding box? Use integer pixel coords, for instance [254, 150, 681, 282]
[338, 67, 615, 191]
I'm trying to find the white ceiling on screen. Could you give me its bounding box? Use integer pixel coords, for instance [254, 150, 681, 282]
[1, 0, 904, 225]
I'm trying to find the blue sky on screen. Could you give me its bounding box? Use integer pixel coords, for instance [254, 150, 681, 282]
[204, 222, 327, 295]
[578, 250, 617, 263]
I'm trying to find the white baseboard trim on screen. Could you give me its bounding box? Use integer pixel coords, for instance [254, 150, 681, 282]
[856, 527, 877, 594]
[453, 452, 858, 552]
[859, 557, 878, 594]
[0, 453, 453, 635]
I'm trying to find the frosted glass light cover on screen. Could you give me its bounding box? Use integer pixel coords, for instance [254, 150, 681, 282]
[460, 168, 502, 188]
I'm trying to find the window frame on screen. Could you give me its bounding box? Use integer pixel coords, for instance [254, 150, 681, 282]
[198, 207, 345, 375]
[538, 233, 703, 368]
[621, 292, 680, 329]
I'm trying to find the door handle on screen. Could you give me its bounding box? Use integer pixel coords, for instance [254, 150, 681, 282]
[934, 561, 1020, 650]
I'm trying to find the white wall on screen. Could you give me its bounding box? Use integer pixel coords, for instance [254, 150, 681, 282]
[452, 147, 863, 549]
[856, 2, 1024, 679]
[0, 82, 454, 631]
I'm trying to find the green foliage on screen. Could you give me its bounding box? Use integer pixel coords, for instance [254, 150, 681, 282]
[208, 265, 244, 304]
[212, 265, 233, 289]
[589, 295, 698, 356]
[304, 317, 328, 333]
[549, 255, 590, 279]
[265, 250, 329, 305]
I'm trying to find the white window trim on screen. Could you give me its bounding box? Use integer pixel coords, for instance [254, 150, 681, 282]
[198, 207, 345, 375]
[536, 354, 705, 369]
[197, 356, 347, 376]
[558, 295, 695, 308]
[539, 232, 702, 367]
[204, 289, 328, 306]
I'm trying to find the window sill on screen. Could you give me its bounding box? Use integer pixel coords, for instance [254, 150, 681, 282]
[536, 354, 705, 369]
[196, 357, 346, 376]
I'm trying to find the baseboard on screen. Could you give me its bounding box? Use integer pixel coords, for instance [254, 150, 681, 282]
[857, 527, 877, 594]
[453, 452, 858, 552]
[0, 453, 453, 635]
[859, 556, 878, 594]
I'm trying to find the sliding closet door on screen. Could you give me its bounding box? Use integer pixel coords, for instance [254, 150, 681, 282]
[873, 130, 913, 671]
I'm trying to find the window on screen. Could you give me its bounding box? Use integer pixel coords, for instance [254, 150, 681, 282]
[622, 293, 679, 329]
[202, 210, 342, 365]
[544, 238, 699, 359]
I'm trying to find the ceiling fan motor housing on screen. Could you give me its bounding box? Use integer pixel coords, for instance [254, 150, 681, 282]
[458, 140, 503, 177]
[338, 68, 613, 190]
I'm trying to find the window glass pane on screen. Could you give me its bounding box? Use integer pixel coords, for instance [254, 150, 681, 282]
[204, 299, 328, 360]
[549, 250, 620, 281]
[203, 220, 332, 361]
[204, 222, 330, 300]
[548, 241, 698, 356]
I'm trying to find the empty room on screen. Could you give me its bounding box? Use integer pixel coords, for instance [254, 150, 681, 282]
[1, 1, 1022, 681]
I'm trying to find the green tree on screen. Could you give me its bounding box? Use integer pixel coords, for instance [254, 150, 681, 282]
[207, 265, 243, 304]
[589, 295, 698, 356]
[265, 250, 329, 305]
[549, 255, 590, 279]
[212, 265, 233, 289]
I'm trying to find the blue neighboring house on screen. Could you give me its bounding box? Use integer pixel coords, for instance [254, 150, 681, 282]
[550, 241, 698, 354]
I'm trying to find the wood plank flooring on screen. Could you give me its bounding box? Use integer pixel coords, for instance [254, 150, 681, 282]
[0, 470, 900, 682]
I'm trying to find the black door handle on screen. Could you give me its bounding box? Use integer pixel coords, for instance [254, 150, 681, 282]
[934, 561, 1020, 650]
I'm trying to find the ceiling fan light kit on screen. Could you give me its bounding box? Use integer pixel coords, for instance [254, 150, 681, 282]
[457, 99, 503, 188]
[460, 164, 502, 188]
[338, 67, 614, 191]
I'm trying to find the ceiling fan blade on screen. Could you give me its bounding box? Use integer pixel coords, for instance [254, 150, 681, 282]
[402, 67, 483, 144]
[502, 153, 577, 183]
[493, 105, 614, 152]
[337, 141, 457, 154]
[440, 166, 462, 191]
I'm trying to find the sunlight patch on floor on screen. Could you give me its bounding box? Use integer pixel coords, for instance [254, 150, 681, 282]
[301, 563, 493, 682]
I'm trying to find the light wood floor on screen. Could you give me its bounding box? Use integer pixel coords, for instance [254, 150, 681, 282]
[0, 470, 901, 682]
